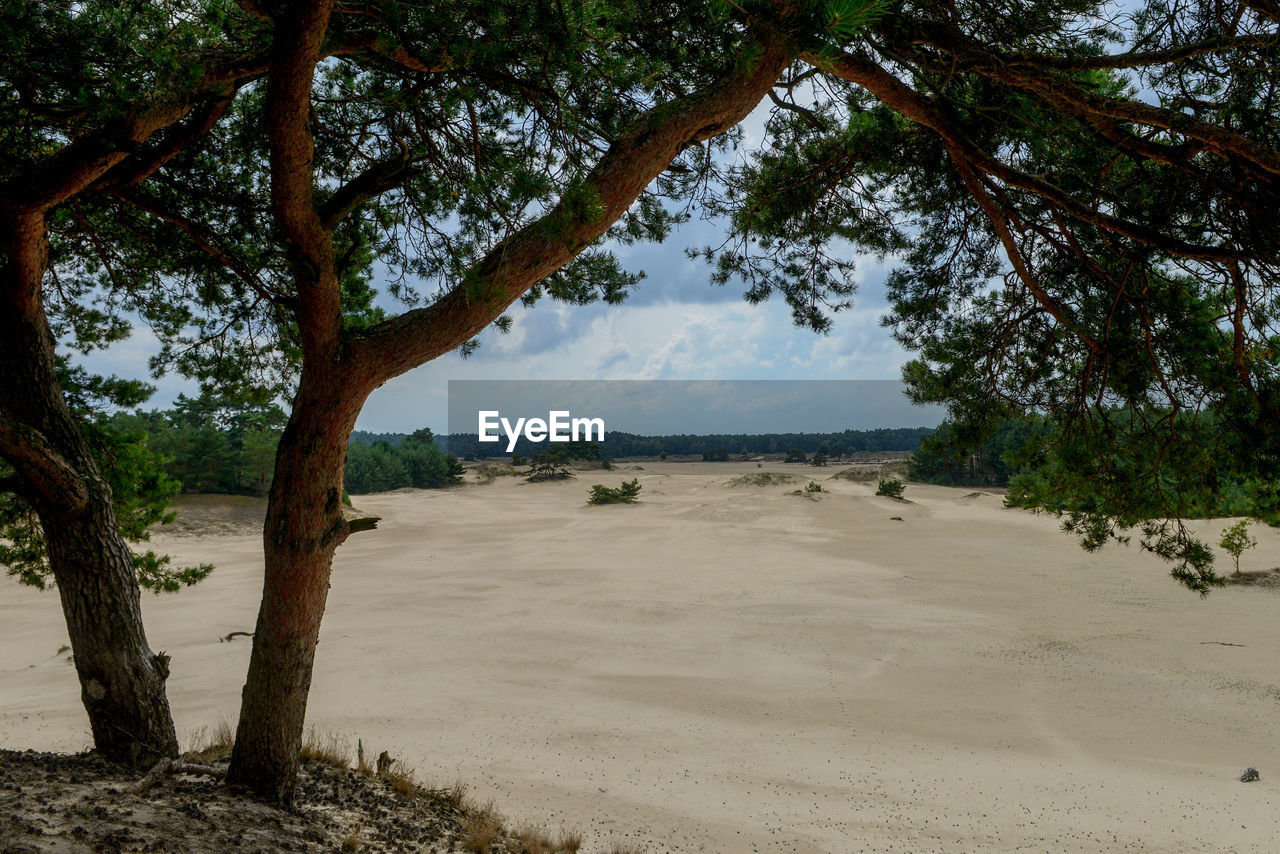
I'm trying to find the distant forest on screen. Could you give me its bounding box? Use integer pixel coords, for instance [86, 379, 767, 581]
[109, 393, 463, 497]
[418, 426, 937, 460]
[116, 395, 935, 498]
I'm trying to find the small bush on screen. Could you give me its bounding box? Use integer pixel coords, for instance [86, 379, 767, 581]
[789, 481, 827, 499]
[876, 479, 905, 499]
[588, 479, 641, 504]
[1220, 520, 1258, 576]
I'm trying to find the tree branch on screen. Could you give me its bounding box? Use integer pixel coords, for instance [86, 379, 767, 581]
[346, 28, 795, 385]
[0, 418, 89, 513]
[318, 148, 415, 229]
[813, 49, 1241, 263]
[2, 52, 272, 213]
[95, 95, 238, 192]
[112, 188, 294, 311]
[266, 1, 342, 358]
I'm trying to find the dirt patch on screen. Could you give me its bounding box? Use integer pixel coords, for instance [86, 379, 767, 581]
[0, 749, 530, 854]
[156, 495, 267, 537]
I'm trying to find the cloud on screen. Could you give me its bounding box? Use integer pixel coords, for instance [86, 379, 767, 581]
[360, 293, 917, 433]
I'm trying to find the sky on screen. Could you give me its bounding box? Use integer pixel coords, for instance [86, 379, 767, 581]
[361, 223, 926, 435]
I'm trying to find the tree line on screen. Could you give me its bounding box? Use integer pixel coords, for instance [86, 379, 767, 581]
[2, 0, 1276, 806]
[73, 394, 465, 499]
[441, 426, 934, 460]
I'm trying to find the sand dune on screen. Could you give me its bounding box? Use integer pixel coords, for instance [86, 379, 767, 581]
[3, 462, 1280, 852]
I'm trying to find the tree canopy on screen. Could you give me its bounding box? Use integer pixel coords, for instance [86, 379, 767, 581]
[706, 0, 1280, 591]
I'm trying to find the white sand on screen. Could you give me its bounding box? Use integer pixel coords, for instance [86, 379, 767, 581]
[4, 462, 1280, 852]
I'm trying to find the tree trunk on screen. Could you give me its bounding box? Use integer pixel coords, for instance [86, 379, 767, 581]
[226, 367, 365, 803]
[0, 210, 179, 764]
[40, 493, 181, 764]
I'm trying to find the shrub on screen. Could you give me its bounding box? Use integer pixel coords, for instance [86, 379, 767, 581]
[527, 451, 572, 482]
[876, 479, 905, 499]
[588, 479, 641, 504]
[790, 481, 826, 498]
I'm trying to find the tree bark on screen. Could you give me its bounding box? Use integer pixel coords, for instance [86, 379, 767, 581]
[0, 210, 179, 765]
[226, 366, 366, 803]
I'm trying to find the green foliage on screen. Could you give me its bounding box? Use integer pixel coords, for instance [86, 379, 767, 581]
[116, 390, 288, 496]
[791, 480, 826, 497]
[875, 479, 905, 499]
[785, 448, 807, 463]
[526, 450, 573, 483]
[345, 429, 463, 494]
[1219, 521, 1258, 576]
[910, 417, 1051, 488]
[587, 479, 642, 504]
[697, 2, 1280, 593]
[703, 447, 729, 461]
[811, 452, 828, 467]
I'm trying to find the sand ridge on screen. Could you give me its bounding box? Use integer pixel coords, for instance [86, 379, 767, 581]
[2, 462, 1279, 852]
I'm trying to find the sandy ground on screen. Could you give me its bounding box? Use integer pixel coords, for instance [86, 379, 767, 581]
[4, 462, 1280, 852]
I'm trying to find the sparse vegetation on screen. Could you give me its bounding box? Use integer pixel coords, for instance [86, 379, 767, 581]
[384, 765, 415, 795]
[475, 462, 520, 484]
[876, 479, 906, 500]
[512, 824, 583, 854]
[728, 472, 796, 487]
[461, 801, 503, 853]
[299, 728, 350, 768]
[791, 481, 826, 498]
[588, 479, 642, 504]
[829, 467, 881, 482]
[185, 719, 235, 762]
